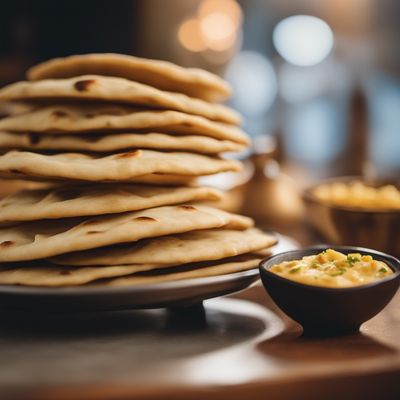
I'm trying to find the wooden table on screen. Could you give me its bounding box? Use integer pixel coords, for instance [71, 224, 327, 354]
[1, 281, 399, 400]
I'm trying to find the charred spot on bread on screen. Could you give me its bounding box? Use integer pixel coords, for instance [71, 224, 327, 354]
[177, 205, 197, 211]
[74, 79, 96, 92]
[133, 216, 159, 222]
[0, 241, 14, 247]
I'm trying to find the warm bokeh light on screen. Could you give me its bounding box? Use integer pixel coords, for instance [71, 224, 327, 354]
[198, 0, 242, 25]
[178, 18, 206, 52]
[200, 12, 236, 51]
[273, 15, 334, 67]
[177, 0, 242, 55]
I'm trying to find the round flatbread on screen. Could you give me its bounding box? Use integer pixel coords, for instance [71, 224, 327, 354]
[0, 131, 245, 154]
[0, 104, 249, 145]
[51, 228, 277, 266]
[101, 173, 195, 185]
[0, 75, 240, 125]
[0, 172, 196, 186]
[27, 53, 231, 102]
[0, 150, 241, 182]
[0, 261, 161, 287]
[106, 253, 264, 287]
[0, 253, 262, 287]
[0, 204, 253, 262]
[0, 102, 33, 119]
[0, 185, 222, 222]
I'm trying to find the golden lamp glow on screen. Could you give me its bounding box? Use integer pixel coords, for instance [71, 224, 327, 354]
[178, 18, 207, 52]
[178, 0, 242, 54]
[200, 12, 237, 51]
[198, 0, 242, 25]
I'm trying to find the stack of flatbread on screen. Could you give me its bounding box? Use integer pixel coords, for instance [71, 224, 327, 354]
[0, 53, 277, 288]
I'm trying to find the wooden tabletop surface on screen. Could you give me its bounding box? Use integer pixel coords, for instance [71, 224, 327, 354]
[1, 280, 399, 400]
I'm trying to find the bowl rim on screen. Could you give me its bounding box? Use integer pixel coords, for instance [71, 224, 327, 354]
[303, 175, 400, 214]
[259, 245, 400, 292]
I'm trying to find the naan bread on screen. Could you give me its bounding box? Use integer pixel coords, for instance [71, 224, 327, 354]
[0, 261, 160, 287]
[51, 228, 277, 266]
[0, 253, 262, 287]
[0, 131, 245, 154]
[0, 104, 249, 145]
[0, 185, 222, 222]
[0, 150, 241, 182]
[0, 102, 33, 119]
[0, 204, 253, 262]
[0, 172, 196, 186]
[106, 254, 263, 287]
[97, 173, 195, 185]
[27, 53, 231, 102]
[0, 75, 240, 124]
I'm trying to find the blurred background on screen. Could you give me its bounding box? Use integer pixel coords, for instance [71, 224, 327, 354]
[0, 0, 399, 241]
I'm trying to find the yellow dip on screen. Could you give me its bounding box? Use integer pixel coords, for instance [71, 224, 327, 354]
[313, 181, 400, 210]
[270, 249, 394, 288]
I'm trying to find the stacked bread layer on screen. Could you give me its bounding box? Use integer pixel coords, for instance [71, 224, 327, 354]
[0, 53, 277, 287]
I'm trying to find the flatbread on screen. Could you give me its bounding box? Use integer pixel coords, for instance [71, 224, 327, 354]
[94, 173, 195, 185]
[0, 253, 262, 287]
[0, 204, 253, 262]
[0, 185, 222, 222]
[0, 104, 249, 145]
[0, 261, 161, 287]
[0, 150, 241, 182]
[0, 171, 196, 186]
[26, 53, 231, 102]
[106, 254, 263, 287]
[0, 131, 245, 154]
[51, 228, 278, 266]
[0, 102, 33, 119]
[0, 75, 240, 125]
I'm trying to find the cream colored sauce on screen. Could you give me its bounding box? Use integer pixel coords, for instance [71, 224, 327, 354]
[313, 181, 400, 210]
[270, 249, 393, 288]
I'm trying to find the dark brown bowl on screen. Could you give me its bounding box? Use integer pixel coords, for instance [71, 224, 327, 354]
[303, 176, 400, 258]
[259, 246, 400, 335]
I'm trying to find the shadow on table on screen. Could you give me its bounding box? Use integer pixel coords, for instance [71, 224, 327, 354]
[256, 323, 398, 362]
[0, 301, 267, 340]
[0, 299, 272, 388]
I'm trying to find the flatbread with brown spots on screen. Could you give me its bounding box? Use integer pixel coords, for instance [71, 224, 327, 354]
[0, 185, 222, 223]
[27, 53, 231, 102]
[0, 131, 245, 154]
[0, 75, 240, 124]
[51, 228, 277, 266]
[0, 150, 241, 182]
[0, 204, 253, 262]
[0, 253, 263, 287]
[0, 104, 249, 145]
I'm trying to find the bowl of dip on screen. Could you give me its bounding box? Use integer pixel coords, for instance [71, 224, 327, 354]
[303, 177, 400, 257]
[259, 246, 400, 335]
